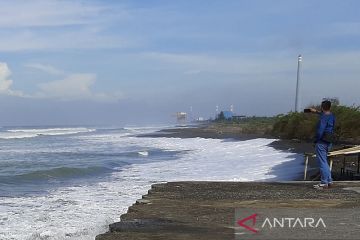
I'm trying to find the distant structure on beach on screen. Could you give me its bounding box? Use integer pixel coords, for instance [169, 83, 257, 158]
[215, 105, 219, 118]
[175, 112, 187, 124]
[216, 104, 235, 120]
[189, 106, 193, 121]
[232, 115, 246, 121]
[222, 111, 234, 120]
[216, 104, 246, 121]
[195, 117, 208, 122]
[216, 110, 246, 121]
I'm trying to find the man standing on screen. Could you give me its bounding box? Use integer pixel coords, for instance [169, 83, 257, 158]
[310, 100, 335, 189]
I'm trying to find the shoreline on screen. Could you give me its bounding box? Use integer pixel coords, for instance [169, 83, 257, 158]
[139, 124, 316, 154]
[139, 123, 357, 181]
[95, 125, 358, 239]
[139, 124, 318, 181]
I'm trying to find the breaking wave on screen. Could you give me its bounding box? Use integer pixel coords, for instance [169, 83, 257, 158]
[0, 127, 95, 139]
[0, 166, 112, 184]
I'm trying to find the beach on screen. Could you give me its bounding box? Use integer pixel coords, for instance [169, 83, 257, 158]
[96, 124, 360, 239]
[2, 1, 360, 239]
[141, 123, 316, 154]
[0, 125, 306, 239]
[2, 124, 355, 239]
[141, 123, 357, 181]
[141, 124, 320, 178]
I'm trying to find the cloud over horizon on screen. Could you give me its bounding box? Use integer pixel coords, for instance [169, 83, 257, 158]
[0, 63, 123, 102]
[0, 0, 131, 52]
[0, 0, 359, 125]
[0, 62, 25, 97]
[25, 63, 65, 75]
[0, 62, 13, 92]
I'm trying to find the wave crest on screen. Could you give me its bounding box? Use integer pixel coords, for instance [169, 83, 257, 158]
[2, 166, 111, 183]
[0, 127, 95, 139]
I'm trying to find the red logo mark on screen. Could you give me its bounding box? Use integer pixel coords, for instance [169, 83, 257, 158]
[237, 213, 258, 233]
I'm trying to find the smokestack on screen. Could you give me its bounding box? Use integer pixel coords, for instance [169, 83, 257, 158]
[295, 54, 302, 112]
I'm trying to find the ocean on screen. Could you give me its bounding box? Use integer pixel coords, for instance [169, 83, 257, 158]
[0, 125, 304, 240]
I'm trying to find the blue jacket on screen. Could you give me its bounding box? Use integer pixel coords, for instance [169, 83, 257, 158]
[316, 112, 335, 143]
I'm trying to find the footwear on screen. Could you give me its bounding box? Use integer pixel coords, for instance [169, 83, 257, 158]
[313, 183, 328, 189]
[328, 182, 334, 188]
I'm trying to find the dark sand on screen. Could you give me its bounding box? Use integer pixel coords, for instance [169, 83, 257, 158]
[140, 124, 271, 141]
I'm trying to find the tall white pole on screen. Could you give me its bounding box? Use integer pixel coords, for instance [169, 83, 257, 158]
[295, 54, 302, 112]
[189, 106, 193, 121]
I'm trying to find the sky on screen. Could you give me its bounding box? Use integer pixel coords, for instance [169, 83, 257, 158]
[0, 0, 359, 126]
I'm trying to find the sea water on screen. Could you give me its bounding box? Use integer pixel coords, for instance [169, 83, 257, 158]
[0, 126, 304, 239]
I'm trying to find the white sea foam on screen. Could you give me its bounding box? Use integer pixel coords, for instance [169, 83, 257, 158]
[0, 128, 95, 139]
[123, 125, 173, 135]
[138, 151, 149, 156]
[0, 131, 303, 240]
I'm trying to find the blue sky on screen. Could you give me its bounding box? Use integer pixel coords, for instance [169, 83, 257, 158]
[0, 0, 359, 125]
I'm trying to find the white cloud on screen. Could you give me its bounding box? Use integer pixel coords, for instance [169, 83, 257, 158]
[37, 74, 96, 99]
[0, 27, 131, 52]
[0, 0, 108, 28]
[0, 62, 13, 92]
[0, 62, 26, 97]
[25, 63, 65, 75]
[36, 73, 123, 102]
[0, 63, 122, 102]
[140, 52, 295, 75]
[0, 1, 132, 51]
[183, 69, 202, 75]
[140, 51, 360, 76]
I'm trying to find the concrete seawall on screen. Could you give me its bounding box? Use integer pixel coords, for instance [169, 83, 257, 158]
[96, 181, 360, 240]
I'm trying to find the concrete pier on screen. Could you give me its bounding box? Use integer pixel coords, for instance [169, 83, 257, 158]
[96, 181, 360, 240]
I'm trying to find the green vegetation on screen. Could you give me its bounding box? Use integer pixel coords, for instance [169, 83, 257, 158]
[272, 105, 360, 143]
[271, 112, 318, 140]
[332, 105, 360, 141]
[216, 111, 225, 121]
[213, 115, 276, 135]
[213, 105, 360, 143]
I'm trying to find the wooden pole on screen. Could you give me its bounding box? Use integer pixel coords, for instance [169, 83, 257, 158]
[304, 155, 309, 180]
[329, 157, 333, 171]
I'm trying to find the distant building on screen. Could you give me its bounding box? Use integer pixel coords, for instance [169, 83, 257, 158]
[223, 111, 234, 120]
[175, 112, 187, 124]
[232, 115, 246, 121]
[196, 117, 205, 121]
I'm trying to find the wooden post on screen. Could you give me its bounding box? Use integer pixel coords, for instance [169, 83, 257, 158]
[304, 155, 309, 180]
[329, 157, 333, 171]
[341, 156, 346, 175]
